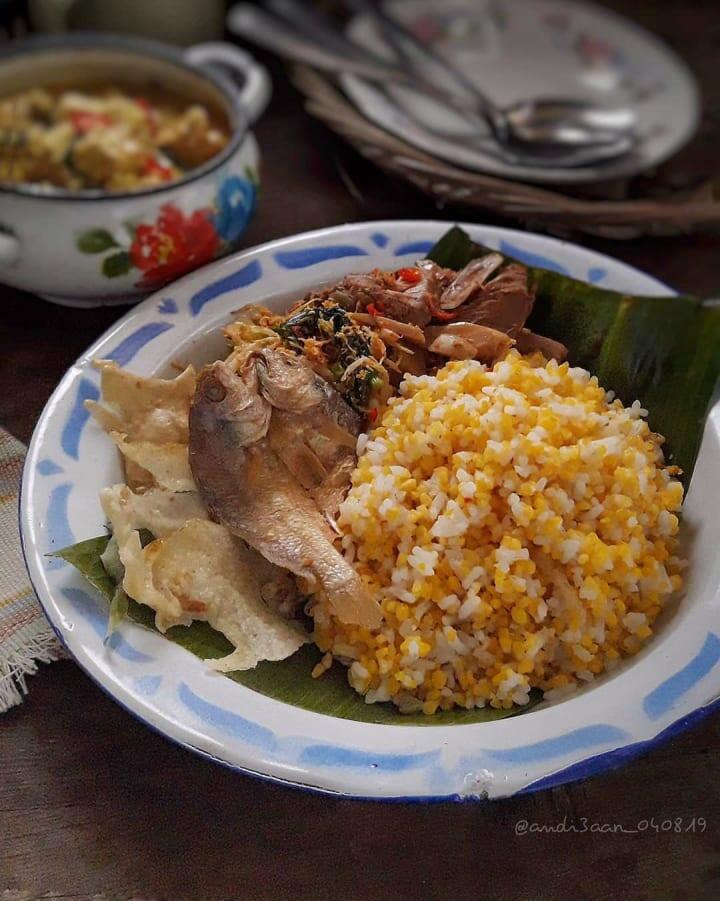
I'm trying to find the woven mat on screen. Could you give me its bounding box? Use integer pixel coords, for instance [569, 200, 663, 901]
[0, 427, 62, 712]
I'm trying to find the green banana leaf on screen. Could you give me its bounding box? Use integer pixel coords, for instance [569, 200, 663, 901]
[55, 536, 540, 726]
[428, 226, 720, 482]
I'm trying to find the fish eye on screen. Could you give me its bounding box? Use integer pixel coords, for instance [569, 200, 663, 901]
[204, 381, 227, 402]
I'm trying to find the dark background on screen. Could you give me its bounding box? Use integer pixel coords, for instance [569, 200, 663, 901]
[2, 2, 720, 899]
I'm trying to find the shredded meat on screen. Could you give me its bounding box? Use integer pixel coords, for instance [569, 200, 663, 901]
[350, 312, 426, 346]
[439, 254, 504, 310]
[425, 322, 514, 363]
[401, 260, 454, 322]
[515, 329, 568, 362]
[454, 263, 535, 337]
[338, 271, 433, 326]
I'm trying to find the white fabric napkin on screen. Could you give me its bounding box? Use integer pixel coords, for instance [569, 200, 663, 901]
[0, 427, 63, 712]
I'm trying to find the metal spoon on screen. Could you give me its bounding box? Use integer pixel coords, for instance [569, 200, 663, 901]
[257, 1, 639, 169]
[343, 0, 637, 152]
[230, 4, 636, 167]
[244, 1, 637, 164]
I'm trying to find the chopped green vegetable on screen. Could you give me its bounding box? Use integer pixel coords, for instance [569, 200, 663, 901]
[274, 301, 350, 346]
[274, 299, 378, 411]
[345, 365, 381, 411]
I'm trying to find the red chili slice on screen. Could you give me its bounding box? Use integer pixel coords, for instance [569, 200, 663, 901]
[70, 111, 112, 134]
[395, 267, 422, 285]
[368, 408, 379, 423]
[135, 96, 158, 135]
[143, 157, 174, 181]
[425, 298, 456, 321]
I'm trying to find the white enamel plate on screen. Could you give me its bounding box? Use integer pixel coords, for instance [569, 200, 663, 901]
[21, 222, 720, 800]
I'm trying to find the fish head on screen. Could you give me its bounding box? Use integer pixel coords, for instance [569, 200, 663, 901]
[190, 361, 271, 451]
[256, 347, 324, 412]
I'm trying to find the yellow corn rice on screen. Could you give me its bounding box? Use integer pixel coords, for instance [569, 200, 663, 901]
[312, 353, 685, 713]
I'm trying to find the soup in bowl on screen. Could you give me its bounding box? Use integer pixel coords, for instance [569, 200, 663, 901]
[0, 82, 232, 193]
[0, 33, 270, 306]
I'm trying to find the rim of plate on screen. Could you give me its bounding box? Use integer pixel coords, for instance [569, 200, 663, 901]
[340, 0, 700, 184]
[20, 220, 720, 801]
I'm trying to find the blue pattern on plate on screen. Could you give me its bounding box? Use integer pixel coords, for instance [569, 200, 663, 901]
[60, 377, 99, 460]
[587, 266, 608, 284]
[177, 682, 438, 773]
[643, 632, 720, 721]
[106, 322, 173, 367]
[298, 744, 440, 771]
[189, 259, 262, 316]
[157, 298, 178, 314]
[178, 682, 277, 751]
[274, 245, 369, 269]
[60, 587, 153, 662]
[499, 239, 571, 275]
[371, 232, 389, 248]
[37, 458, 63, 476]
[522, 696, 720, 795]
[134, 675, 163, 696]
[394, 240, 434, 256]
[476, 724, 629, 765]
[45, 483, 74, 567]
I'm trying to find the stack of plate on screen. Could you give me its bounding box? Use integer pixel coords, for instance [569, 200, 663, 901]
[232, 0, 720, 238]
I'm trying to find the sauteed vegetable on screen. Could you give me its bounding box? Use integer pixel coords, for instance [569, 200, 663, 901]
[0, 85, 230, 192]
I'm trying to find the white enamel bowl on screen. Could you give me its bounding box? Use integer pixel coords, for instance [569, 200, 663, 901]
[0, 34, 270, 306]
[20, 221, 720, 800]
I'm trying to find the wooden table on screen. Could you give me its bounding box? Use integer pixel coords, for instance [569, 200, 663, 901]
[2, 4, 720, 898]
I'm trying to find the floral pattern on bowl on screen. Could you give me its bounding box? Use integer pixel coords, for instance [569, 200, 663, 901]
[76, 170, 258, 290]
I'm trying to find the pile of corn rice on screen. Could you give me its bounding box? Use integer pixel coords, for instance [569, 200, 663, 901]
[312, 352, 685, 714]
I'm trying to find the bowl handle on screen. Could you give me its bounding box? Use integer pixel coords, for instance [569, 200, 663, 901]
[185, 42, 272, 124]
[0, 230, 19, 267]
